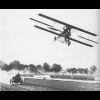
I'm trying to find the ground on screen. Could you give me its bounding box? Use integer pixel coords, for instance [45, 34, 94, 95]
[0, 82, 61, 91]
[1, 77, 100, 91]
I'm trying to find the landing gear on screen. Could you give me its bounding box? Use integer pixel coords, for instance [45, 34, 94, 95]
[68, 41, 71, 46]
[54, 37, 56, 41]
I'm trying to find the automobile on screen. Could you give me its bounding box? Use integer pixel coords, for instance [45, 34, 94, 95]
[10, 73, 24, 85]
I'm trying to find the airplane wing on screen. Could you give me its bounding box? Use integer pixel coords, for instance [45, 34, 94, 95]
[34, 25, 94, 47]
[30, 18, 52, 27]
[48, 27, 61, 32]
[38, 13, 97, 36]
[78, 36, 99, 44]
[30, 18, 61, 32]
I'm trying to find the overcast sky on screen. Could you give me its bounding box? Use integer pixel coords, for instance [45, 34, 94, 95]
[0, 9, 99, 69]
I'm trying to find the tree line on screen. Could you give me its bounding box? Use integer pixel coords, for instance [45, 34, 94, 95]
[66, 66, 97, 74]
[0, 60, 62, 73]
[0, 60, 97, 74]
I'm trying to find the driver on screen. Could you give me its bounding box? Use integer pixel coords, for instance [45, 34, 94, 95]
[16, 73, 21, 80]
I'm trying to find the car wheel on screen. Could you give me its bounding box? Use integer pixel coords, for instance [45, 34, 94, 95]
[10, 79, 11, 84]
[19, 81, 21, 85]
[12, 81, 13, 85]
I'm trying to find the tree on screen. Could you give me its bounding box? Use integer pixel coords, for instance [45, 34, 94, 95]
[70, 68, 78, 74]
[43, 63, 51, 72]
[0, 60, 8, 71]
[28, 64, 36, 73]
[67, 68, 72, 73]
[78, 68, 84, 74]
[51, 63, 62, 73]
[19, 64, 28, 71]
[1, 64, 11, 71]
[90, 65, 97, 74]
[9, 60, 21, 70]
[84, 68, 89, 74]
[36, 65, 42, 69]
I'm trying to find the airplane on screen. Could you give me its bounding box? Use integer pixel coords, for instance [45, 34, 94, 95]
[30, 13, 98, 47]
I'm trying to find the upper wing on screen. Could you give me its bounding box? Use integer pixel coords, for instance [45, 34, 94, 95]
[38, 13, 97, 36]
[34, 25, 94, 47]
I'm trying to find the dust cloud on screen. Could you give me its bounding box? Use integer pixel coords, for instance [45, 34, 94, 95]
[0, 69, 24, 84]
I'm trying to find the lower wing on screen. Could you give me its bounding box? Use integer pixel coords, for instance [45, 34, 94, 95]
[34, 25, 94, 47]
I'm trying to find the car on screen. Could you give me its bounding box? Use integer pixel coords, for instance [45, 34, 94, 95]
[10, 73, 24, 85]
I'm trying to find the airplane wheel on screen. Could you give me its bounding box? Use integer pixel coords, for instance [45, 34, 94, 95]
[12, 81, 13, 85]
[54, 37, 56, 41]
[20, 80, 23, 85]
[68, 42, 71, 46]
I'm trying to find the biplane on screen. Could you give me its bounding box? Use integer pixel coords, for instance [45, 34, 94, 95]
[30, 13, 98, 47]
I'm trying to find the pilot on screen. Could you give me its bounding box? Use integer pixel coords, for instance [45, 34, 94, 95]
[62, 26, 71, 42]
[63, 26, 72, 46]
[54, 25, 71, 46]
[62, 26, 69, 35]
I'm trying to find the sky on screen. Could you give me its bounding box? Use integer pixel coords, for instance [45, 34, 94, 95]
[0, 9, 99, 70]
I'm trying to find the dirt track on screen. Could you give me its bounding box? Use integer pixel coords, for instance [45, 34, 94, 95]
[0, 83, 61, 91]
